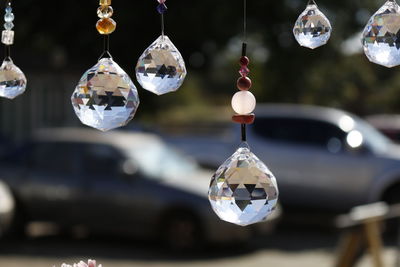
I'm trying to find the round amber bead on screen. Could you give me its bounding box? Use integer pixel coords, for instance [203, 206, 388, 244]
[96, 18, 116, 35]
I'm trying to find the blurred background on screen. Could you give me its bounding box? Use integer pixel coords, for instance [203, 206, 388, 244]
[1, 0, 400, 266]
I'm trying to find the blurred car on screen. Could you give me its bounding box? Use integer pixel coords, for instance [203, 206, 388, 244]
[0, 180, 14, 236]
[0, 128, 279, 248]
[366, 114, 400, 143]
[169, 104, 400, 214]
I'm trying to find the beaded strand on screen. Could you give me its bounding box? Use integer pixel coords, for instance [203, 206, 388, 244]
[96, 0, 116, 35]
[2, 0, 15, 47]
[231, 44, 256, 127]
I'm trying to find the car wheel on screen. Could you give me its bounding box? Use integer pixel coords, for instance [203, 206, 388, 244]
[383, 184, 400, 234]
[162, 212, 203, 251]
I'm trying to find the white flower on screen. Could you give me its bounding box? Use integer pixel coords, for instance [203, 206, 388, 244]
[58, 259, 102, 267]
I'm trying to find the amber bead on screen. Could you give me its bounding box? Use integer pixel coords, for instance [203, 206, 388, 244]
[232, 114, 255, 124]
[96, 18, 116, 35]
[237, 76, 252, 91]
[239, 56, 249, 66]
[99, 0, 111, 6]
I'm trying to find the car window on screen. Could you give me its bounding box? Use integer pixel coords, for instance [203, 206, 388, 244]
[82, 144, 124, 177]
[253, 117, 346, 151]
[28, 142, 80, 174]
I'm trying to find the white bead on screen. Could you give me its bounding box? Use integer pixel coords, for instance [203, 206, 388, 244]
[231, 91, 256, 115]
[1, 30, 13, 45]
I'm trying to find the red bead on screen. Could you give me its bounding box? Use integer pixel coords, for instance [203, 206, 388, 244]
[237, 77, 252, 90]
[232, 114, 255, 124]
[239, 56, 250, 66]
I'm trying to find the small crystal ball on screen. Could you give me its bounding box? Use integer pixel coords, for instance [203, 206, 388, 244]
[293, 4, 332, 49]
[0, 59, 27, 99]
[136, 35, 187, 95]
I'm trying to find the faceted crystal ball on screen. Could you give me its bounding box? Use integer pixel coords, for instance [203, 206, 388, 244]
[0, 59, 27, 99]
[136, 35, 187, 95]
[71, 58, 140, 132]
[208, 144, 279, 226]
[293, 3, 332, 49]
[362, 0, 400, 68]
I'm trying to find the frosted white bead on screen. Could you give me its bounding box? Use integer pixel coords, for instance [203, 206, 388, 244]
[1, 30, 13, 45]
[231, 91, 256, 115]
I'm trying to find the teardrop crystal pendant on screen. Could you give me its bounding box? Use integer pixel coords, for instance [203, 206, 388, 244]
[71, 58, 140, 132]
[293, 0, 332, 49]
[362, 0, 400, 68]
[208, 143, 279, 226]
[0, 59, 27, 99]
[136, 35, 187, 95]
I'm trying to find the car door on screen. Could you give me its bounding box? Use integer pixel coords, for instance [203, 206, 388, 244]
[250, 117, 375, 211]
[20, 142, 84, 224]
[79, 143, 159, 236]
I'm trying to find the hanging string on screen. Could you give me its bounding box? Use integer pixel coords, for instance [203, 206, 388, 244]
[99, 35, 111, 59]
[243, 0, 247, 42]
[161, 13, 165, 37]
[307, 0, 317, 6]
[4, 0, 11, 61]
[241, 0, 248, 142]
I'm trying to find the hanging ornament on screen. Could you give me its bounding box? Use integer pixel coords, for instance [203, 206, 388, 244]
[293, 0, 332, 49]
[208, 0, 279, 227]
[0, 0, 26, 99]
[362, 0, 400, 68]
[71, 0, 140, 132]
[135, 0, 187, 95]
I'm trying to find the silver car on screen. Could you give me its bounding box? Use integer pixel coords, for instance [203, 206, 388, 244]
[0, 128, 278, 248]
[170, 104, 400, 212]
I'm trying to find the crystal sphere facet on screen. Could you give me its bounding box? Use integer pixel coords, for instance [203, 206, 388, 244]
[362, 0, 400, 68]
[208, 144, 279, 226]
[293, 2, 332, 49]
[136, 35, 187, 95]
[71, 58, 140, 132]
[0, 59, 27, 99]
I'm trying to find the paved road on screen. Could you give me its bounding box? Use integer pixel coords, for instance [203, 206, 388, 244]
[0, 230, 397, 267]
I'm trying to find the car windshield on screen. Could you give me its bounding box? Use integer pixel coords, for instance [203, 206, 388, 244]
[124, 140, 198, 180]
[355, 118, 392, 153]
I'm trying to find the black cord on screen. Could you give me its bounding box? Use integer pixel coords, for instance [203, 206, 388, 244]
[240, 0, 248, 143]
[99, 35, 112, 60]
[241, 124, 247, 142]
[308, 0, 317, 5]
[161, 13, 165, 36]
[4, 0, 12, 61]
[4, 45, 10, 61]
[242, 42, 247, 57]
[243, 0, 247, 42]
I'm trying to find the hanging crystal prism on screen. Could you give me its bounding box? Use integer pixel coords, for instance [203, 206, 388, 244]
[362, 0, 400, 68]
[71, 58, 140, 132]
[0, 59, 26, 99]
[0, 1, 27, 100]
[208, 143, 279, 226]
[136, 35, 187, 95]
[293, 0, 332, 49]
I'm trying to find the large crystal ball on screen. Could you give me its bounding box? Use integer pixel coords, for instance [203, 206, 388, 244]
[362, 0, 400, 68]
[208, 144, 279, 226]
[71, 58, 140, 132]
